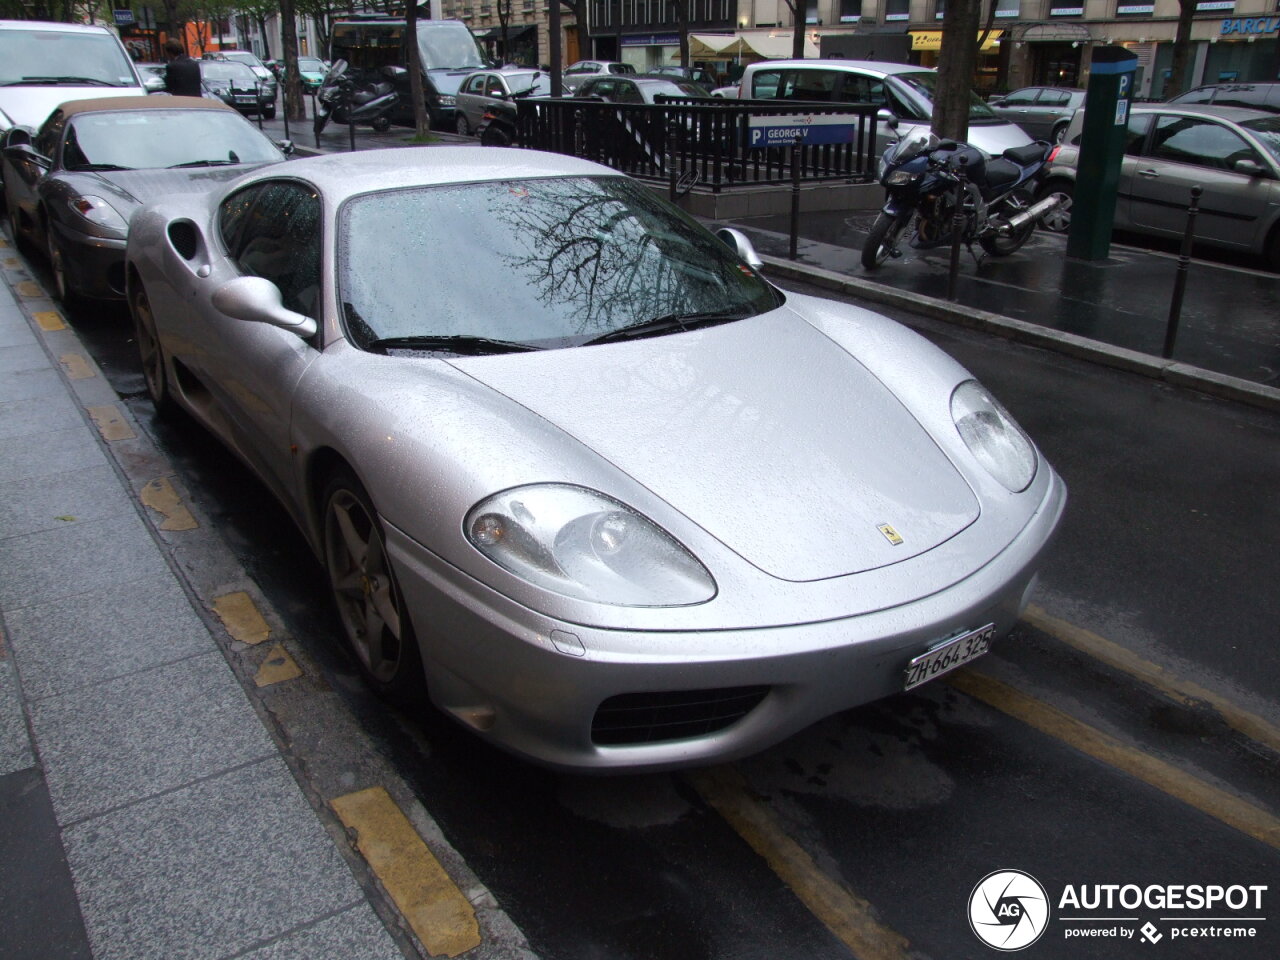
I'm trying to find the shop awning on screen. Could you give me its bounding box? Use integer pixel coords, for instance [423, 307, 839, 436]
[909, 30, 1004, 52]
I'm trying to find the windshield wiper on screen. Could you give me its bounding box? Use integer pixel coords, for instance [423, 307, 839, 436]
[365, 334, 541, 356]
[69, 162, 132, 171]
[168, 159, 240, 168]
[585, 310, 746, 345]
[10, 75, 115, 86]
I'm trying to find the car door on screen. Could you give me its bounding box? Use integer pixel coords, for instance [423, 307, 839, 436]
[991, 87, 1044, 137]
[1126, 113, 1273, 248]
[1030, 88, 1074, 140]
[190, 179, 323, 503]
[3, 112, 64, 236]
[458, 73, 488, 128]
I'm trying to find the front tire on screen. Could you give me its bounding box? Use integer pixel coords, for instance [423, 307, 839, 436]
[861, 212, 908, 270]
[262, 103, 276, 120]
[43, 219, 78, 307]
[455, 114, 470, 136]
[370, 115, 391, 132]
[322, 469, 423, 704]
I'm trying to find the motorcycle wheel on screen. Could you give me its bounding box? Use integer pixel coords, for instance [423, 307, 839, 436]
[861, 212, 909, 270]
[980, 197, 1036, 257]
[480, 125, 511, 147]
[371, 115, 391, 132]
[313, 111, 328, 136]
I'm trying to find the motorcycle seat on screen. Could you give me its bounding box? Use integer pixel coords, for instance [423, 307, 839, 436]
[1002, 142, 1049, 166]
[983, 158, 1023, 193]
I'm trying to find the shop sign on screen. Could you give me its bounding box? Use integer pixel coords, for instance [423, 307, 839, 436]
[1116, 3, 1155, 13]
[1220, 16, 1280, 35]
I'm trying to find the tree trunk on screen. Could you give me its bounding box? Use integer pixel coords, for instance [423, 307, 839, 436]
[406, 1, 431, 137]
[790, 0, 805, 60]
[932, 0, 982, 142]
[1163, 0, 1196, 99]
[279, 0, 305, 121]
[676, 0, 689, 70]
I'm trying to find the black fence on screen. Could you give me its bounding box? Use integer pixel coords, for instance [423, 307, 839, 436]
[513, 98, 881, 192]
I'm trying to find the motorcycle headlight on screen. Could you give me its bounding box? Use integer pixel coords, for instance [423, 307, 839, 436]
[950, 380, 1037, 492]
[434, 94, 457, 107]
[466, 484, 715, 606]
[66, 196, 128, 238]
[885, 169, 921, 186]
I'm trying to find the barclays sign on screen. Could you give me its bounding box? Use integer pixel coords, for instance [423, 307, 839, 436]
[1220, 17, 1280, 35]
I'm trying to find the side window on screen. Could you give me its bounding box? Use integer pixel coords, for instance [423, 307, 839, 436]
[1173, 86, 1215, 106]
[787, 69, 840, 102]
[837, 74, 885, 106]
[1149, 115, 1260, 171]
[485, 75, 504, 97]
[463, 75, 485, 94]
[616, 81, 643, 104]
[36, 114, 66, 159]
[218, 184, 267, 254]
[1123, 113, 1154, 156]
[750, 69, 784, 100]
[1039, 89, 1071, 107]
[228, 182, 323, 319]
[1002, 88, 1041, 107]
[589, 79, 616, 99]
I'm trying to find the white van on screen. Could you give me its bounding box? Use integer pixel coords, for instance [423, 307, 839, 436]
[0, 20, 146, 133]
[735, 59, 1033, 158]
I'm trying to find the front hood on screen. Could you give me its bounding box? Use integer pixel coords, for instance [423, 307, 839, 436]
[60, 165, 274, 216]
[427, 69, 473, 95]
[0, 87, 145, 130]
[451, 311, 979, 582]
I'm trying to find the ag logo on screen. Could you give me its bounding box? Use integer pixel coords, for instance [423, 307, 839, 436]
[968, 869, 1049, 951]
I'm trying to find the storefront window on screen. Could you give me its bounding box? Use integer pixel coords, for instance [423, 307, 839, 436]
[885, 0, 910, 21]
[1049, 0, 1084, 14]
[839, 0, 862, 23]
[935, 0, 945, 20]
[995, 0, 1020, 18]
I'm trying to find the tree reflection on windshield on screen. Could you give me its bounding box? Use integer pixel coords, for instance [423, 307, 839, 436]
[338, 175, 778, 351]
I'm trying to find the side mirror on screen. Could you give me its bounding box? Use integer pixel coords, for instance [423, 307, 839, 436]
[715, 227, 764, 269]
[143, 75, 166, 93]
[3, 142, 50, 169]
[275, 139, 296, 156]
[211, 276, 317, 339]
[876, 109, 898, 130]
[1233, 158, 1266, 177]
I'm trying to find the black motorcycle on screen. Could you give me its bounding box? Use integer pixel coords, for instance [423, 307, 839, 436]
[313, 61, 404, 135]
[862, 132, 1063, 270]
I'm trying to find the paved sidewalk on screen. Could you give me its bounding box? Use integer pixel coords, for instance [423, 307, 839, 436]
[0, 263, 410, 958]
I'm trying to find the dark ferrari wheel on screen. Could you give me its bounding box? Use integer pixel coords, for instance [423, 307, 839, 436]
[130, 281, 172, 413]
[322, 469, 423, 702]
[44, 221, 75, 305]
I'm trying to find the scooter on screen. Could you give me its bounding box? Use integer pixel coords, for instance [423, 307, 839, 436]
[313, 62, 405, 135]
[861, 131, 1063, 270]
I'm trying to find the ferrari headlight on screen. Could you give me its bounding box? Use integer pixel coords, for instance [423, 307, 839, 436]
[66, 196, 128, 237]
[950, 380, 1036, 492]
[465, 484, 715, 606]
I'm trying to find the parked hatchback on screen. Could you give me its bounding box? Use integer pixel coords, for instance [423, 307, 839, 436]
[561, 60, 635, 92]
[576, 75, 709, 103]
[1167, 81, 1280, 115]
[455, 67, 562, 136]
[988, 86, 1085, 142]
[1037, 104, 1280, 270]
[732, 59, 1033, 159]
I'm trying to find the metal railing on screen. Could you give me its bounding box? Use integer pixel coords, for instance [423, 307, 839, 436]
[513, 97, 880, 192]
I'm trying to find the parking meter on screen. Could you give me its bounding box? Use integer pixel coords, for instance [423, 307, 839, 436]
[1066, 46, 1138, 261]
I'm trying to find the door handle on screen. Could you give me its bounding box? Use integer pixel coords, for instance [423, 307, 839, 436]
[1137, 168, 1160, 178]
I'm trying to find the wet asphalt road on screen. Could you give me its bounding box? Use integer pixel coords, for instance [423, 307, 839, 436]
[16, 248, 1280, 960]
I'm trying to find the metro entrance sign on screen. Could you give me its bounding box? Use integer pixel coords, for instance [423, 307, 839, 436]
[747, 114, 857, 148]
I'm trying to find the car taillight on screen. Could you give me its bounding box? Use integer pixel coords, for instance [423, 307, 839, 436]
[1047, 145, 1061, 163]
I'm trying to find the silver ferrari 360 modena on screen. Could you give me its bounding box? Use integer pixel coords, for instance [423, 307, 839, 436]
[125, 147, 1066, 772]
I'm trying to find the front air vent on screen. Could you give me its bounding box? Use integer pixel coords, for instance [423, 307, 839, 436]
[592, 686, 769, 745]
[167, 220, 199, 260]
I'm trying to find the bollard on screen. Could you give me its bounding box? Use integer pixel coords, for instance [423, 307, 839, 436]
[255, 82, 264, 131]
[667, 114, 680, 203]
[946, 155, 968, 302]
[1163, 184, 1203, 359]
[281, 89, 290, 142]
[789, 134, 802, 261]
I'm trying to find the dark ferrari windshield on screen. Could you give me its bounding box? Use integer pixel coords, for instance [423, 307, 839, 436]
[338, 176, 780, 350]
[64, 109, 284, 169]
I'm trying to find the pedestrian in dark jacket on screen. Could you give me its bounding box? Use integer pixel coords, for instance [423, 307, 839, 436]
[163, 38, 202, 97]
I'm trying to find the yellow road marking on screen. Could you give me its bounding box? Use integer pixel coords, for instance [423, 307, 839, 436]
[331, 787, 481, 958]
[86, 405, 136, 441]
[1023, 604, 1280, 756]
[34, 310, 65, 330]
[253, 643, 301, 686]
[3, 257, 18, 268]
[59, 354, 95, 380]
[211, 591, 271, 646]
[949, 669, 1280, 850]
[16, 280, 44, 299]
[139, 476, 198, 531]
[687, 765, 914, 960]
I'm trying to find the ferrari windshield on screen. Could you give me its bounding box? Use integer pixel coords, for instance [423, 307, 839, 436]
[65, 109, 284, 169]
[338, 176, 781, 350]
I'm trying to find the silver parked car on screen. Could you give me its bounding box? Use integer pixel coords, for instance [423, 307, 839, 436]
[561, 59, 635, 92]
[454, 67, 562, 136]
[1037, 103, 1280, 270]
[987, 86, 1085, 143]
[125, 147, 1065, 772]
[2, 95, 287, 302]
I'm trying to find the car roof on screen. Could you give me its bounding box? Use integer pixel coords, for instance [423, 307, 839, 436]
[245, 146, 614, 197]
[0, 19, 116, 35]
[745, 59, 927, 77]
[53, 95, 235, 117]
